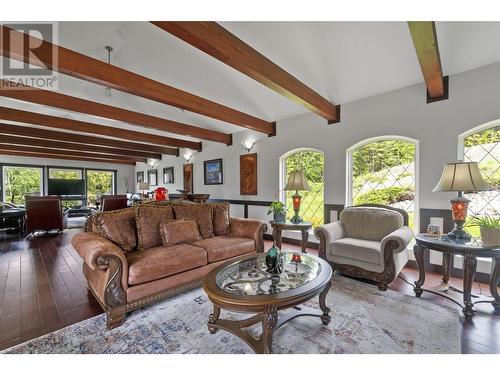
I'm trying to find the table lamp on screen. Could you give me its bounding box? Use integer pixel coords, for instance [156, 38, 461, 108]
[137, 182, 150, 197]
[284, 171, 311, 224]
[433, 161, 490, 240]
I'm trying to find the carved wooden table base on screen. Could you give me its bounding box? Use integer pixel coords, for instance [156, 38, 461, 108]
[413, 241, 500, 318]
[207, 281, 331, 354]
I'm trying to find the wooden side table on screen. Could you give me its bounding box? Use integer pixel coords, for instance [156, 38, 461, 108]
[269, 220, 312, 253]
[413, 233, 500, 318]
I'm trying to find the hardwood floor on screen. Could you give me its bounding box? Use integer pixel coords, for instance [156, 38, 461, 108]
[0, 229, 498, 353]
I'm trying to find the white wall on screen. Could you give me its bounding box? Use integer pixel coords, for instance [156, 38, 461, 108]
[137, 63, 500, 214]
[0, 155, 135, 197]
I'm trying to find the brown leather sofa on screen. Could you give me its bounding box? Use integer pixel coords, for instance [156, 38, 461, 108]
[72, 201, 267, 329]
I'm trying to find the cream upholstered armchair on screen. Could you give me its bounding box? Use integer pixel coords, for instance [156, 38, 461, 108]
[314, 204, 414, 290]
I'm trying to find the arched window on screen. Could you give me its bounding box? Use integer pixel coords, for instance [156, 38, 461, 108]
[347, 136, 418, 229]
[460, 121, 500, 236]
[280, 149, 325, 228]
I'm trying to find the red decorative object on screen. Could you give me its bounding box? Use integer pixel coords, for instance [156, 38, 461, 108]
[292, 194, 301, 211]
[451, 199, 469, 222]
[153, 187, 168, 201]
[291, 253, 302, 263]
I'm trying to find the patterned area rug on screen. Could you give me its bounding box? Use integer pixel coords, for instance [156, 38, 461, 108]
[3, 274, 460, 354]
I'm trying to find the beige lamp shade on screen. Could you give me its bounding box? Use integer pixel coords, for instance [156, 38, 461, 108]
[433, 162, 490, 192]
[137, 182, 150, 191]
[284, 171, 311, 191]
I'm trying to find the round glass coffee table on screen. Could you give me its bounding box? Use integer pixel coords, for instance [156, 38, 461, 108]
[203, 251, 332, 354]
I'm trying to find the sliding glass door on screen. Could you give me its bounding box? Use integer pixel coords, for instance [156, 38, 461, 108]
[2, 165, 44, 205]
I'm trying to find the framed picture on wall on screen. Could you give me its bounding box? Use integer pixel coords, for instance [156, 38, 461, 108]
[136, 171, 144, 183]
[163, 167, 174, 184]
[204, 158, 223, 185]
[183, 163, 193, 193]
[240, 153, 257, 195]
[148, 169, 158, 186]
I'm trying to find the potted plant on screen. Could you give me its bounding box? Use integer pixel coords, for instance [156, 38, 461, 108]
[472, 215, 500, 246]
[267, 201, 287, 222]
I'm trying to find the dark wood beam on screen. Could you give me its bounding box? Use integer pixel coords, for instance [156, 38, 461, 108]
[152, 21, 340, 123]
[0, 149, 136, 165]
[0, 123, 178, 156]
[0, 134, 161, 160]
[0, 82, 226, 147]
[0, 143, 146, 163]
[0, 25, 274, 135]
[0, 105, 201, 150]
[407, 21, 447, 101]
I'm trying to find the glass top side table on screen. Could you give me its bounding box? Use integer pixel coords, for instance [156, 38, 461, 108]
[413, 233, 500, 318]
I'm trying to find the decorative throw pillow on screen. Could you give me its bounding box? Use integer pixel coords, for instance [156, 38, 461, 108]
[94, 207, 137, 253]
[210, 202, 230, 235]
[172, 204, 214, 239]
[159, 219, 201, 247]
[135, 205, 174, 250]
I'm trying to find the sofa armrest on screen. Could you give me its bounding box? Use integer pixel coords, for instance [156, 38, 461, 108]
[230, 218, 268, 253]
[314, 221, 345, 260]
[381, 226, 414, 254]
[72, 232, 128, 305]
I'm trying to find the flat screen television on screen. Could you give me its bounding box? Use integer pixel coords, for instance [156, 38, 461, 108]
[47, 179, 86, 196]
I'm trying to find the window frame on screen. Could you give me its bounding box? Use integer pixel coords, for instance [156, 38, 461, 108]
[279, 147, 325, 228]
[457, 119, 500, 271]
[85, 168, 118, 196]
[0, 162, 46, 203]
[346, 135, 420, 231]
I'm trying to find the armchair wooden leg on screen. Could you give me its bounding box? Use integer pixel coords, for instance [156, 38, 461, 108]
[377, 282, 388, 291]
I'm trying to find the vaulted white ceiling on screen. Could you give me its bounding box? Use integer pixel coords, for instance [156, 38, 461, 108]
[1, 21, 499, 146]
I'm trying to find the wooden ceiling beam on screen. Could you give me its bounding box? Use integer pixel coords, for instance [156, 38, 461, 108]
[408, 21, 447, 101]
[0, 105, 201, 150]
[0, 133, 161, 160]
[0, 148, 137, 165]
[0, 143, 146, 163]
[152, 21, 340, 123]
[0, 82, 227, 146]
[0, 123, 179, 156]
[0, 26, 274, 135]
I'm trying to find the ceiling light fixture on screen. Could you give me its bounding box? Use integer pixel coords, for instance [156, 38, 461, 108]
[148, 158, 158, 168]
[104, 46, 113, 97]
[241, 139, 255, 152]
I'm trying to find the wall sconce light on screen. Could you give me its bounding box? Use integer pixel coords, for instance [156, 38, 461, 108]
[148, 158, 158, 168]
[183, 152, 193, 163]
[241, 139, 255, 152]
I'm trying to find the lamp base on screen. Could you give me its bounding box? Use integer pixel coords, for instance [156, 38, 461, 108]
[447, 192, 471, 241]
[447, 225, 471, 241]
[290, 214, 303, 224]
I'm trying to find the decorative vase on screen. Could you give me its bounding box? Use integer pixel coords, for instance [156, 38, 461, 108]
[273, 212, 286, 223]
[265, 245, 283, 274]
[480, 227, 500, 246]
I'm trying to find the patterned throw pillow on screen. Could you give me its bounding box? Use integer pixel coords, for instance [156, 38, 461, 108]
[172, 204, 214, 239]
[210, 202, 230, 235]
[135, 205, 174, 250]
[159, 219, 201, 247]
[94, 207, 137, 253]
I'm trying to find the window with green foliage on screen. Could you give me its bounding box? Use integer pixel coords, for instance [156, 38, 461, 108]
[48, 168, 82, 179]
[86, 170, 115, 206]
[282, 150, 324, 228]
[2, 166, 43, 205]
[350, 139, 416, 229]
[463, 125, 500, 237]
